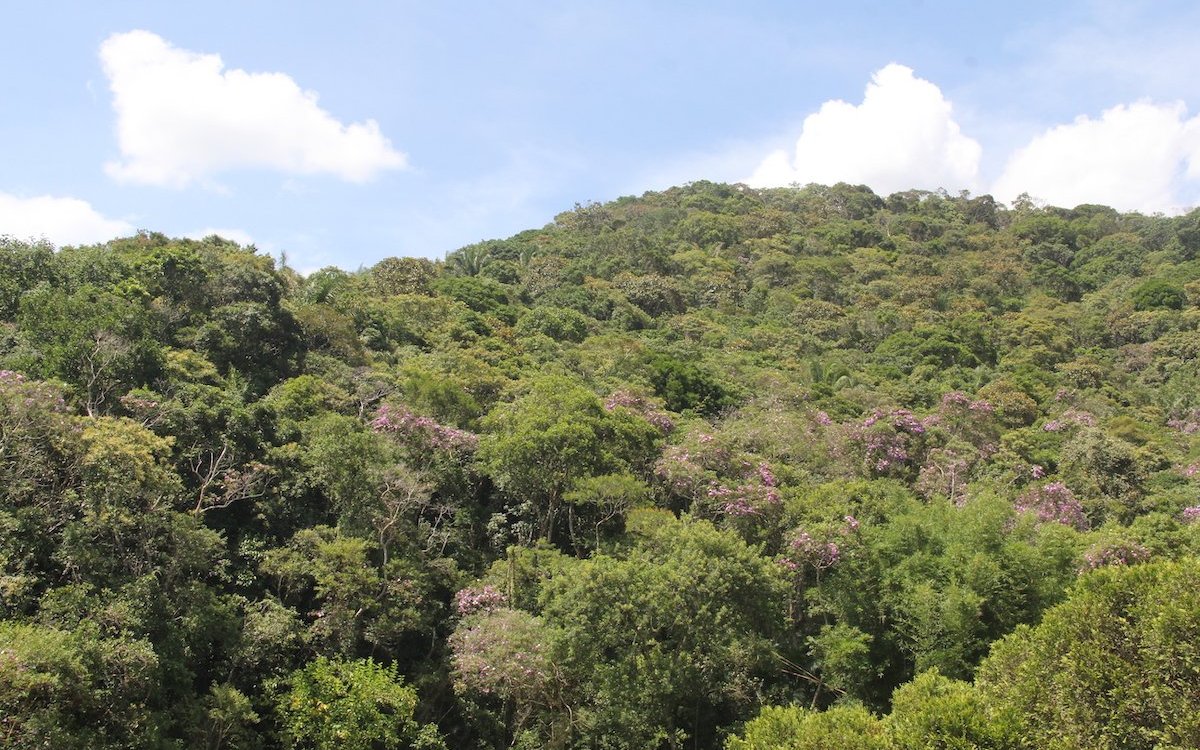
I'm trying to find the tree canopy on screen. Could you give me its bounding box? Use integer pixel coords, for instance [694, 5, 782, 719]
[3, 186, 1200, 748]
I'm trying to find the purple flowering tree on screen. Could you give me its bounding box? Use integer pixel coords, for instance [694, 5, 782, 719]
[452, 584, 509, 617]
[449, 607, 563, 742]
[778, 516, 860, 616]
[0, 371, 81, 513]
[1079, 538, 1151, 572]
[1014, 481, 1089, 530]
[846, 408, 931, 479]
[911, 392, 1002, 504]
[370, 403, 478, 462]
[603, 390, 675, 435]
[371, 403, 481, 535]
[654, 429, 782, 522]
[1041, 408, 1097, 434]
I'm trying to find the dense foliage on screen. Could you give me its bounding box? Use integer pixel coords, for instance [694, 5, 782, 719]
[2, 181, 1200, 748]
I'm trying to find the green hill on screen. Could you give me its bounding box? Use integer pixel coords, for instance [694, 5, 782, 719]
[2, 181, 1199, 749]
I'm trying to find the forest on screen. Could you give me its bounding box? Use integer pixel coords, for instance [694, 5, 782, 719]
[2, 180, 1199, 749]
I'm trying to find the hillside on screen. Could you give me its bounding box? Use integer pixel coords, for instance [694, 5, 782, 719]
[2, 181, 1200, 749]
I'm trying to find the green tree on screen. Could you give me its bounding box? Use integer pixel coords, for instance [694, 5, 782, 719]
[277, 657, 445, 750]
[647, 354, 734, 415]
[0, 620, 166, 750]
[479, 375, 660, 545]
[725, 704, 886, 750]
[1131, 278, 1185, 311]
[16, 284, 160, 415]
[538, 516, 789, 748]
[885, 669, 1018, 750]
[978, 559, 1200, 749]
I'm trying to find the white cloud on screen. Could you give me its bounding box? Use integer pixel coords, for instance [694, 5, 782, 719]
[992, 101, 1200, 214]
[100, 30, 407, 187]
[746, 64, 982, 194]
[185, 227, 256, 246]
[0, 193, 133, 246]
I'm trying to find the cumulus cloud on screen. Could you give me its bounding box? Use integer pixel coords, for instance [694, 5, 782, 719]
[746, 64, 982, 194]
[101, 30, 407, 187]
[0, 193, 133, 246]
[185, 227, 256, 246]
[992, 101, 1200, 214]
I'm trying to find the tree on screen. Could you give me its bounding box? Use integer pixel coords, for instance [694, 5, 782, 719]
[647, 354, 734, 415]
[0, 620, 166, 749]
[15, 284, 159, 416]
[478, 376, 660, 545]
[1131, 278, 1185, 311]
[193, 302, 303, 395]
[449, 607, 563, 745]
[978, 559, 1200, 749]
[885, 669, 1018, 750]
[725, 704, 886, 750]
[371, 256, 437, 296]
[277, 657, 445, 750]
[261, 527, 426, 657]
[537, 516, 789, 748]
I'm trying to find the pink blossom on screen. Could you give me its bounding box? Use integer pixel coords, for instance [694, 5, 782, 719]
[889, 409, 925, 435]
[1167, 409, 1200, 434]
[453, 585, 508, 616]
[604, 390, 675, 433]
[372, 403, 478, 452]
[1014, 482, 1088, 530]
[1063, 409, 1096, 427]
[119, 393, 160, 412]
[941, 391, 971, 408]
[783, 529, 841, 571]
[708, 480, 779, 516]
[1080, 540, 1150, 572]
[0, 372, 70, 414]
[1044, 409, 1096, 433]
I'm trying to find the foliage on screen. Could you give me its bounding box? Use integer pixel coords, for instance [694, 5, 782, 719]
[725, 704, 887, 750]
[978, 559, 1200, 749]
[4, 184, 1200, 748]
[277, 657, 445, 750]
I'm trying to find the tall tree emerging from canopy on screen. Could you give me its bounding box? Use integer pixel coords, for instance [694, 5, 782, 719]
[477, 375, 660, 545]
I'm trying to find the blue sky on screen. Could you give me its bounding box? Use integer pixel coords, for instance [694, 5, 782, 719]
[3, 1, 1200, 271]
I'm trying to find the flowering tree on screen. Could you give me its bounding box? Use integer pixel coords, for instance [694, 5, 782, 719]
[1013, 481, 1088, 530]
[848, 408, 931, 478]
[655, 429, 781, 521]
[370, 403, 479, 457]
[1079, 538, 1151, 572]
[449, 607, 562, 744]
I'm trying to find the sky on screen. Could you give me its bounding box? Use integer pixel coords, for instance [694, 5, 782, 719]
[3, 1, 1200, 272]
